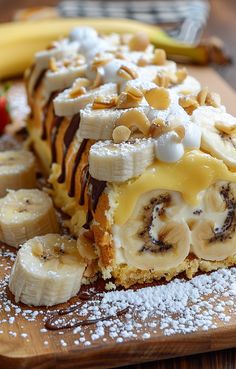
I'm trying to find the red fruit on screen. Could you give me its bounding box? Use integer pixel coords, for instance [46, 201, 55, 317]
[0, 96, 10, 134]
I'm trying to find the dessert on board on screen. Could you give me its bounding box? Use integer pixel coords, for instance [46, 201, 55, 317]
[2, 27, 236, 307]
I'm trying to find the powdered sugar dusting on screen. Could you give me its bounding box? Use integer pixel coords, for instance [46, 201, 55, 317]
[1, 245, 236, 348]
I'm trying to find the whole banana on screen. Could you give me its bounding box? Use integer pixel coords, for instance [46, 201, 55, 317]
[0, 18, 208, 79]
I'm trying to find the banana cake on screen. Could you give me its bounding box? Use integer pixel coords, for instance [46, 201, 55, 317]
[25, 26, 236, 289]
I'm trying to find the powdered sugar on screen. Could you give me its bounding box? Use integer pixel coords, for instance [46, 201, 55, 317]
[1, 245, 236, 348]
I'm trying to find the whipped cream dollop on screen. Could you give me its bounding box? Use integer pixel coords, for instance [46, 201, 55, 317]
[155, 131, 185, 162]
[69, 27, 98, 42]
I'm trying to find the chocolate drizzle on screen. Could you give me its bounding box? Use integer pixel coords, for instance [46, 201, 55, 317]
[41, 92, 58, 140]
[83, 176, 106, 229]
[58, 113, 81, 184]
[79, 165, 89, 205]
[45, 305, 129, 331]
[51, 116, 64, 163]
[33, 69, 46, 93]
[139, 194, 173, 253]
[68, 139, 88, 197]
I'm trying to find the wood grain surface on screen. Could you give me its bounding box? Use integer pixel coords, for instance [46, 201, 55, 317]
[0, 1, 236, 368]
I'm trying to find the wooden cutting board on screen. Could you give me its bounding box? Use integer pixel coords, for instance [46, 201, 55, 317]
[0, 68, 236, 369]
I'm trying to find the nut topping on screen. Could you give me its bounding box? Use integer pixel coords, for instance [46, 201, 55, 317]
[128, 32, 150, 51]
[144, 87, 170, 110]
[49, 57, 58, 72]
[112, 125, 131, 143]
[116, 86, 143, 109]
[152, 49, 167, 65]
[117, 65, 138, 80]
[115, 110, 150, 135]
[92, 96, 118, 110]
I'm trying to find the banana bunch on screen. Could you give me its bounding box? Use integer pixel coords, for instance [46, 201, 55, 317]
[9, 234, 86, 306]
[0, 150, 36, 197]
[0, 18, 209, 79]
[191, 106, 236, 169]
[0, 189, 59, 247]
[114, 182, 236, 270]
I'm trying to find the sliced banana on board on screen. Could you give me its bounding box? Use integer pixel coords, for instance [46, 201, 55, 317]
[9, 234, 86, 306]
[0, 189, 59, 248]
[89, 139, 155, 182]
[53, 82, 117, 116]
[0, 150, 36, 198]
[116, 190, 190, 270]
[191, 106, 236, 169]
[191, 181, 236, 261]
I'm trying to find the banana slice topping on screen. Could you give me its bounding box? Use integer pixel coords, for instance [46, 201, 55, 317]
[0, 150, 36, 198]
[9, 234, 86, 306]
[0, 189, 59, 248]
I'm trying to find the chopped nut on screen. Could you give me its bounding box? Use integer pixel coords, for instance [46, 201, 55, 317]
[215, 121, 236, 135]
[91, 55, 113, 69]
[137, 56, 149, 67]
[144, 87, 170, 110]
[114, 51, 128, 60]
[69, 78, 90, 98]
[149, 119, 167, 137]
[112, 125, 131, 143]
[152, 49, 166, 65]
[117, 65, 138, 80]
[69, 86, 86, 99]
[125, 85, 143, 100]
[153, 72, 171, 88]
[49, 57, 58, 72]
[175, 68, 188, 84]
[172, 125, 185, 141]
[92, 96, 118, 109]
[129, 32, 150, 51]
[197, 87, 209, 105]
[115, 110, 150, 135]
[117, 86, 143, 109]
[179, 96, 199, 114]
[91, 67, 104, 88]
[206, 92, 221, 108]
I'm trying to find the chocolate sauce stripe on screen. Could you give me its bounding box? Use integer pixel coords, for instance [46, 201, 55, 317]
[58, 113, 81, 184]
[45, 306, 129, 330]
[41, 92, 59, 140]
[83, 176, 107, 229]
[68, 139, 88, 197]
[51, 116, 64, 164]
[33, 69, 47, 94]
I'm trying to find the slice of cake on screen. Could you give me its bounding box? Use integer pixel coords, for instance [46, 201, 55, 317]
[26, 26, 236, 288]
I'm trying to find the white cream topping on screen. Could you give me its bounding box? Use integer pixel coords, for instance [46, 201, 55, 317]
[155, 131, 185, 163]
[69, 27, 98, 42]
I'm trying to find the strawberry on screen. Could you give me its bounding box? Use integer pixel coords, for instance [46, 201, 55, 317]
[0, 84, 11, 134]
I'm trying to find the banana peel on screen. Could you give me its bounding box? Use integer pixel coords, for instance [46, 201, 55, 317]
[0, 17, 223, 80]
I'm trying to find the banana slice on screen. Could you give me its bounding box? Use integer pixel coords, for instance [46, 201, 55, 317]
[0, 189, 59, 248]
[0, 150, 36, 198]
[191, 181, 236, 261]
[43, 64, 87, 101]
[115, 190, 190, 270]
[9, 234, 86, 306]
[192, 106, 236, 169]
[28, 39, 79, 95]
[79, 106, 122, 140]
[53, 82, 117, 116]
[89, 139, 155, 182]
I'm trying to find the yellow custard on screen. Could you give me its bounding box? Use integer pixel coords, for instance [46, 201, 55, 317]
[114, 150, 236, 225]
